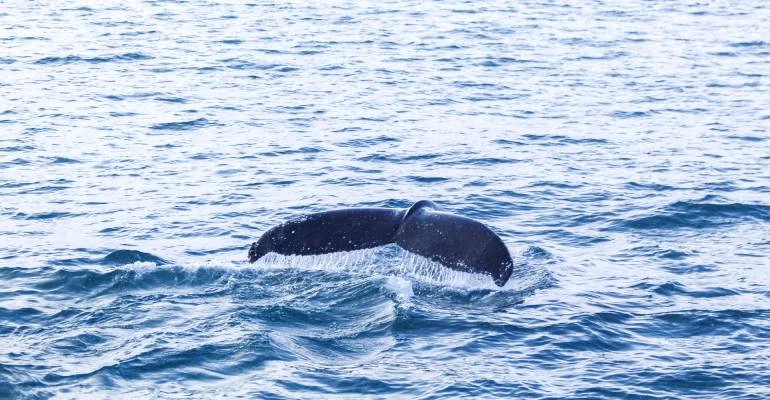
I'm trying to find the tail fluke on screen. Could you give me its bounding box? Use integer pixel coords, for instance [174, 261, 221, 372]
[249, 208, 404, 261]
[249, 201, 514, 287]
[394, 201, 513, 286]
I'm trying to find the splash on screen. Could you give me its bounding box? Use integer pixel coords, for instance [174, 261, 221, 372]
[252, 244, 551, 293]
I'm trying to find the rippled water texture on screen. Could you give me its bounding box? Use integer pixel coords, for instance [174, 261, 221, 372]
[2, 1, 770, 398]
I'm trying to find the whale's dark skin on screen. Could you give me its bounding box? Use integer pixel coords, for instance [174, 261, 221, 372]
[248, 200, 514, 287]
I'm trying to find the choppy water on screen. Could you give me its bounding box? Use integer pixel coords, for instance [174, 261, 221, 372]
[2, 1, 770, 398]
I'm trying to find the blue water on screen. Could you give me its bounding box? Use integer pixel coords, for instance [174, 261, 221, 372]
[2, 1, 770, 398]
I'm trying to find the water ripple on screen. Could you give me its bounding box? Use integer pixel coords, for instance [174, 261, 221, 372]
[33, 52, 152, 65]
[2, 0, 770, 398]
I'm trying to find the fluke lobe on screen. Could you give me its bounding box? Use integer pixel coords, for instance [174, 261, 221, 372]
[248, 200, 514, 286]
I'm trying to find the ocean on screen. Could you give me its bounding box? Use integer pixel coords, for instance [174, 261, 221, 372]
[1, 1, 769, 398]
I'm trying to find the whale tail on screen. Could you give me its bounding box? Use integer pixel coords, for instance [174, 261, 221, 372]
[249, 201, 514, 287]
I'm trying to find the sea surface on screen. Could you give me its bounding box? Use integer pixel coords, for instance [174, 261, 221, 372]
[2, 1, 770, 398]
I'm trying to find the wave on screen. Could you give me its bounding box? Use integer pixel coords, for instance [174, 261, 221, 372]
[611, 197, 770, 230]
[33, 52, 152, 65]
[631, 281, 740, 298]
[645, 309, 768, 338]
[16, 244, 552, 307]
[31, 265, 229, 300]
[102, 250, 168, 266]
[336, 135, 401, 147]
[149, 118, 217, 131]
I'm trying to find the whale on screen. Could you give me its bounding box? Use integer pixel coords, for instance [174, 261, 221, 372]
[248, 200, 514, 286]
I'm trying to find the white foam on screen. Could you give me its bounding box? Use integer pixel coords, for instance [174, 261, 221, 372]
[383, 276, 414, 308]
[250, 245, 549, 292]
